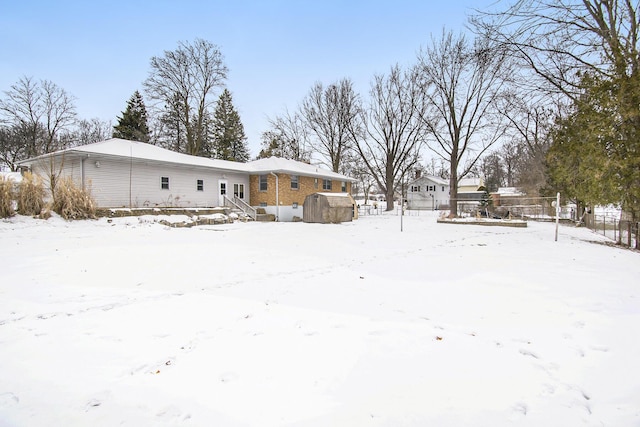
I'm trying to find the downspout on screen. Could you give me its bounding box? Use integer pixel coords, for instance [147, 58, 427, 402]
[270, 172, 279, 221]
[81, 155, 86, 190]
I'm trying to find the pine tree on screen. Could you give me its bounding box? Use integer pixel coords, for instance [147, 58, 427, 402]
[113, 91, 151, 142]
[211, 89, 249, 162]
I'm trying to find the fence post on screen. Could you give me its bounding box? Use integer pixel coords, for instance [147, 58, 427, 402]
[636, 222, 639, 250]
[628, 221, 632, 247]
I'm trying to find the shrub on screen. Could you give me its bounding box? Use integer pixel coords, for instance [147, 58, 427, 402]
[0, 177, 15, 218]
[17, 172, 46, 216]
[52, 177, 96, 220]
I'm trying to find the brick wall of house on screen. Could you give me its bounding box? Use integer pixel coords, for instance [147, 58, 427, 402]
[250, 173, 352, 206]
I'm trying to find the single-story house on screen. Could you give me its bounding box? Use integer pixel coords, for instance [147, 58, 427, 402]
[406, 175, 450, 210]
[16, 138, 356, 222]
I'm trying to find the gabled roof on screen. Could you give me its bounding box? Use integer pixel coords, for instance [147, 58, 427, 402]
[458, 177, 485, 189]
[410, 175, 449, 186]
[246, 156, 356, 182]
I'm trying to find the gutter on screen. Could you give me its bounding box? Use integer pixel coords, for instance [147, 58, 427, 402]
[270, 172, 279, 222]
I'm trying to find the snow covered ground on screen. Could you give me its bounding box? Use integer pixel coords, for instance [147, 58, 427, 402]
[0, 212, 638, 426]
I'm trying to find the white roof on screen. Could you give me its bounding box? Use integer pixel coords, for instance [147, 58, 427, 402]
[20, 138, 249, 172]
[411, 175, 449, 186]
[496, 187, 525, 196]
[245, 157, 355, 182]
[459, 177, 484, 187]
[18, 139, 354, 181]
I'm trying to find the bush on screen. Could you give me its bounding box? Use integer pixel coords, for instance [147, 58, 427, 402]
[52, 177, 96, 220]
[17, 172, 46, 216]
[0, 177, 15, 218]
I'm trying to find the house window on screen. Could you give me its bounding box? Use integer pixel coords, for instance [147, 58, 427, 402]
[442, 186, 445, 192]
[259, 175, 268, 191]
[234, 183, 244, 199]
[197, 179, 204, 191]
[411, 185, 421, 192]
[322, 179, 332, 190]
[291, 175, 299, 190]
[341, 181, 347, 192]
[292, 202, 298, 209]
[260, 202, 267, 207]
[220, 182, 226, 195]
[161, 176, 169, 190]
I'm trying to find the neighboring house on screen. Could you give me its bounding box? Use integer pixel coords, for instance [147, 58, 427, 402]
[491, 187, 526, 208]
[247, 156, 356, 222]
[457, 177, 485, 194]
[406, 175, 450, 210]
[457, 177, 487, 212]
[17, 138, 355, 222]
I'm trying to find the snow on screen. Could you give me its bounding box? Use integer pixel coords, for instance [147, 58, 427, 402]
[0, 212, 638, 426]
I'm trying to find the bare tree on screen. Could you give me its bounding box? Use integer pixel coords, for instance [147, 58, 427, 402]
[0, 76, 77, 158]
[258, 110, 311, 161]
[355, 65, 428, 211]
[0, 125, 29, 171]
[144, 38, 227, 156]
[73, 118, 113, 146]
[301, 78, 363, 173]
[472, 0, 639, 99]
[417, 31, 509, 217]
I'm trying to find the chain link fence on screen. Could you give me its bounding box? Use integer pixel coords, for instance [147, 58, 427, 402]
[585, 214, 639, 249]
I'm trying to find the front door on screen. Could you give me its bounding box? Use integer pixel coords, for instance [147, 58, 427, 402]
[218, 179, 228, 207]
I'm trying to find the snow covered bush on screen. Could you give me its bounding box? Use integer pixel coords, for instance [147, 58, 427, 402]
[0, 176, 15, 218]
[52, 177, 96, 220]
[17, 172, 46, 216]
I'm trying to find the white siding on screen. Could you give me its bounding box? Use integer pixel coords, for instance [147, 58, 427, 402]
[26, 154, 250, 208]
[82, 157, 250, 208]
[407, 177, 450, 210]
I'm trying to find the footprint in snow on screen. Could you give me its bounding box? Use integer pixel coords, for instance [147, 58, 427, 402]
[0, 392, 19, 407]
[519, 349, 540, 359]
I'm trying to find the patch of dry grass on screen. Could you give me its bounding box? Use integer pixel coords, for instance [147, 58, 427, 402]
[52, 177, 96, 220]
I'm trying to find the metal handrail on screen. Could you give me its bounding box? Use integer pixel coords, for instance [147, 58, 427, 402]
[224, 195, 257, 220]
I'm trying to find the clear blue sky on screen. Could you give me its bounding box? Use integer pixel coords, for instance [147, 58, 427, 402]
[1, 0, 492, 157]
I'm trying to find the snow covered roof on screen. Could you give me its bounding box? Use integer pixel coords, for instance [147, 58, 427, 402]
[18, 139, 355, 181]
[246, 157, 356, 182]
[458, 177, 485, 188]
[410, 175, 449, 186]
[495, 187, 525, 196]
[18, 138, 249, 172]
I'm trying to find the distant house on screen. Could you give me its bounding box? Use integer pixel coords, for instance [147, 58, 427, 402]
[457, 177, 486, 212]
[406, 175, 450, 210]
[16, 138, 356, 222]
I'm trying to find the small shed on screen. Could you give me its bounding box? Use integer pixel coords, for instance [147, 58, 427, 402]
[303, 192, 354, 223]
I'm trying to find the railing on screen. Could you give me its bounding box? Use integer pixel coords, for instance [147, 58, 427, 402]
[585, 214, 639, 249]
[224, 195, 257, 220]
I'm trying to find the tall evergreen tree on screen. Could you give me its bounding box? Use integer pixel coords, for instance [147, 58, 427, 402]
[211, 89, 249, 162]
[113, 91, 150, 142]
